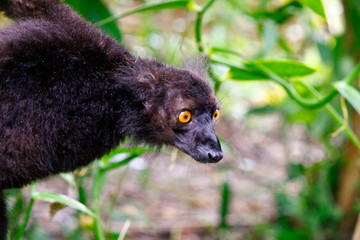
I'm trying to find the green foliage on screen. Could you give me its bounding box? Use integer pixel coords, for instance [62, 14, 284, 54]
[262, 160, 341, 240]
[213, 59, 315, 81]
[250, 2, 303, 24]
[9, 147, 142, 240]
[65, 0, 122, 41]
[298, 0, 326, 19]
[31, 191, 95, 217]
[334, 81, 360, 115]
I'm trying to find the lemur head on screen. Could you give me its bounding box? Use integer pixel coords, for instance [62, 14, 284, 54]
[128, 59, 223, 163]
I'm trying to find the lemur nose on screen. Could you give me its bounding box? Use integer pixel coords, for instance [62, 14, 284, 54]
[208, 152, 223, 162]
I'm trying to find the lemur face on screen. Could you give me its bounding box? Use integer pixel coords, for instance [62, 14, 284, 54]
[134, 59, 223, 163]
[171, 103, 223, 163]
[155, 68, 223, 163]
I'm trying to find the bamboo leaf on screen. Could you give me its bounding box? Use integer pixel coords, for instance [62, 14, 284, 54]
[334, 82, 360, 115]
[101, 147, 150, 163]
[298, 0, 326, 19]
[228, 66, 267, 80]
[95, 0, 190, 26]
[100, 154, 139, 172]
[245, 60, 315, 78]
[32, 192, 95, 217]
[213, 57, 315, 80]
[211, 57, 266, 80]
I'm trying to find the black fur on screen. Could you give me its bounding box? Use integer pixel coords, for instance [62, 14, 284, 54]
[0, 0, 222, 238]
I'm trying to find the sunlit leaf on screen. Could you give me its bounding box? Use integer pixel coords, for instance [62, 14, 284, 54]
[211, 57, 266, 80]
[245, 60, 315, 78]
[227, 66, 267, 80]
[298, 0, 326, 19]
[100, 154, 139, 171]
[215, 58, 316, 80]
[32, 192, 95, 217]
[334, 82, 360, 115]
[101, 147, 150, 163]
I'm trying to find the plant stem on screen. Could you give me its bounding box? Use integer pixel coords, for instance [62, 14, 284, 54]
[194, 0, 217, 52]
[15, 186, 36, 240]
[345, 61, 360, 85]
[195, 13, 204, 52]
[193, 0, 220, 91]
[92, 170, 106, 240]
[201, 0, 217, 13]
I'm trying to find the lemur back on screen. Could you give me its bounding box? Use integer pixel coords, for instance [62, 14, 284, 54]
[0, 0, 222, 238]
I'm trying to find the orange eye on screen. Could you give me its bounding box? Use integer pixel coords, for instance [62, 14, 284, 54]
[179, 111, 191, 123]
[213, 110, 220, 121]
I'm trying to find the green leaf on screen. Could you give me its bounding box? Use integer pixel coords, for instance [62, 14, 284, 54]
[298, 0, 326, 19]
[100, 154, 139, 172]
[65, 0, 122, 41]
[219, 181, 231, 228]
[250, 2, 303, 24]
[59, 173, 76, 189]
[101, 147, 150, 163]
[95, 0, 190, 26]
[245, 60, 316, 78]
[32, 192, 95, 217]
[211, 57, 267, 80]
[215, 58, 316, 81]
[228, 67, 267, 80]
[209, 47, 244, 59]
[334, 82, 360, 115]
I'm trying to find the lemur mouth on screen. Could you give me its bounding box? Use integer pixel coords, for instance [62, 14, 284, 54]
[195, 145, 223, 163]
[174, 135, 223, 163]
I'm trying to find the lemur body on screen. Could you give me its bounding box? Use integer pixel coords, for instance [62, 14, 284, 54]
[0, 0, 222, 238]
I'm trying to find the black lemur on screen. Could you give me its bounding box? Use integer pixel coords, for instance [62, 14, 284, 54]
[0, 0, 223, 237]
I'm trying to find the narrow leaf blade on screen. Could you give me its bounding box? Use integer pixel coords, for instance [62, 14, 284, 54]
[245, 60, 315, 78]
[211, 57, 267, 80]
[219, 181, 231, 228]
[298, 0, 326, 19]
[32, 192, 95, 217]
[228, 67, 267, 80]
[334, 82, 360, 115]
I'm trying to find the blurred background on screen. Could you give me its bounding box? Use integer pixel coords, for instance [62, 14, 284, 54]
[2, 0, 360, 239]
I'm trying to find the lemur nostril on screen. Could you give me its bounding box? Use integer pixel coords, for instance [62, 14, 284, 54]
[208, 152, 223, 162]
